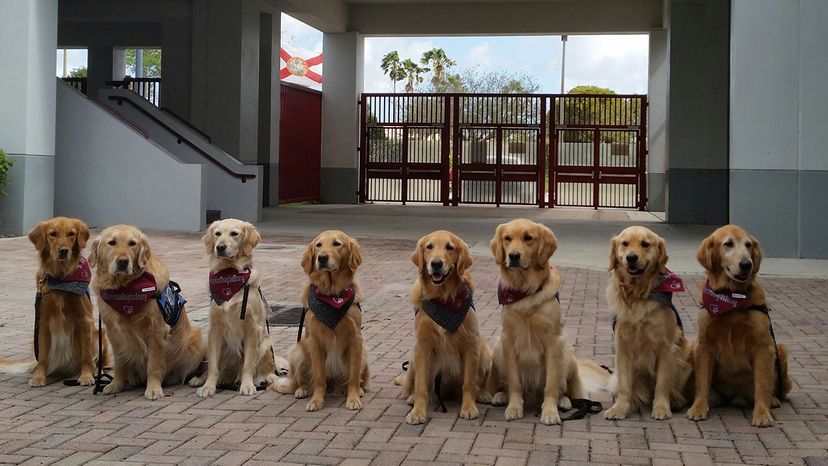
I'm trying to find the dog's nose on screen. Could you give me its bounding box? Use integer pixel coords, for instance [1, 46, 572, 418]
[58, 247, 69, 257]
[508, 252, 521, 263]
[216, 244, 227, 254]
[116, 258, 129, 270]
[739, 259, 752, 272]
[430, 259, 443, 270]
[317, 254, 329, 264]
[626, 253, 639, 264]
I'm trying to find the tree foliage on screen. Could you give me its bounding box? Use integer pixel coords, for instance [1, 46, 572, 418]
[68, 67, 87, 78]
[402, 59, 429, 93]
[380, 51, 405, 93]
[420, 48, 456, 92]
[125, 49, 162, 78]
[0, 149, 14, 197]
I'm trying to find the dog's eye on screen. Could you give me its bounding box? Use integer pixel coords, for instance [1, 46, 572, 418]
[446, 244, 454, 251]
[523, 235, 532, 241]
[621, 241, 629, 247]
[333, 241, 341, 247]
[128, 240, 137, 247]
[68, 231, 76, 237]
[641, 241, 650, 248]
[745, 242, 752, 249]
[316, 242, 322, 247]
[724, 240, 734, 248]
[504, 236, 512, 242]
[426, 244, 433, 250]
[49, 231, 58, 237]
[230, 231, 239, 237]
[215, 231, 222, 237]
[107, 240, 116, 246]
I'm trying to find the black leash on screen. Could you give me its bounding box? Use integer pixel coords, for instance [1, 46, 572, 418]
[743, 305, 785, 400]
[399, 360, 447, 413]
[560, 399, 604, 421]
[92, 310, 111, 394]
[240, 283, 250, 320]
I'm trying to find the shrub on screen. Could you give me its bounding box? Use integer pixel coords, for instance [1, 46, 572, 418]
[0, 149, 13, 197]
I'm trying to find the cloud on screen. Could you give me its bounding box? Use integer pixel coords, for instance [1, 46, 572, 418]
[463, 42, 493, 68]
[363, 37, 437, 92]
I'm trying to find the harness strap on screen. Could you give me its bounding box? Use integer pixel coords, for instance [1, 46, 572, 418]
[742, 305, 785, 400]
[240, 283, 250, 320]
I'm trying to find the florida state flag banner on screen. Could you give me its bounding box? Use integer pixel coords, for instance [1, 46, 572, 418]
[280, 46, 323, 86]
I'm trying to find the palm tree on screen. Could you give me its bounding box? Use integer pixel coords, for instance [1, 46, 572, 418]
[420, 48, 456, 92]
[402, 59, 429, 93]
[380, 51, 405, 93]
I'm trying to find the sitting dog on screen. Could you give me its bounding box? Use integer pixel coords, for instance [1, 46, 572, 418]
[486, 219, 605, 425]
[604, 226, 694, 420]
[686, 224, 792, 427]
[90, 224, 205, 400]
[192, 219, 284, 397]
[274, 230, 369, 411]
[0, 217, 107, 386]
[394, 230, 492, 425]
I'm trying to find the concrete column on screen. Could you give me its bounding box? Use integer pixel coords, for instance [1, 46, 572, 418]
[161, 17, 193, 119]
[665, 0, 729, 224]
[321, 32, 364, 204]
[87, 46, 124, 98]
[257, 12, 280, 206]
[0, 0, 57, 235]
[647, 29, 668, 211]
[730, 0, 828, 258]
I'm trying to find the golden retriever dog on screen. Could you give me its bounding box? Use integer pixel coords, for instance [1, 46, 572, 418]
[604, 226, 694, 420]
[0, 217, 107, 386]
[89, 225, 205, 400]
[687, 225, 792, 427]
[487, 219, 605, 425]
[394, 230, 492, 425]
[274, 230, 369, 411]
[190, 219, 283, 397]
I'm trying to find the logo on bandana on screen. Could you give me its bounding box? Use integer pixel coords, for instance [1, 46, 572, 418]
[209, 268, 251, 305]
[100, 272, 157, 318]
[701, 281, 749, 318]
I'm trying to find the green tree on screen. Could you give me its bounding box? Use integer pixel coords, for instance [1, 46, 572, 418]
[402, 59, 429, 93]
[420, 48, 456, 92]
[380, 51, 405, 93]
[0, 149, 14, 197]
[68, 66, 87, 78]
[560, 85, 640, 142]
[125, 49, 162, 77]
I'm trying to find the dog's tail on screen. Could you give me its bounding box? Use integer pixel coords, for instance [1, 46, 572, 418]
[271, 375, 297, 394]
[578, 359, 612, 395]
[0, 358, 37, 375]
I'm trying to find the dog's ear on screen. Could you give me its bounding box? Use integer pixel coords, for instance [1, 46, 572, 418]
[74, 219, 90, 250]
[656, 236, 669, 272]
[410, 237, 425, 270]
[608, 235, 619, 271]
[301, 237, 316, 274]
[749, 234, 762, 274]
[696, 234, 717, 272]
[88, 238, 101, 269]
[537, 223, 558, 265]
[28, 221, 48, 252]
[137, 232, 151, 270]
[241, 222, 261, 256]
[455, 237, 473, 276]
[348, 237, 363, 273]
[490, 225, 505, 265]
[202, 221, 218, 255]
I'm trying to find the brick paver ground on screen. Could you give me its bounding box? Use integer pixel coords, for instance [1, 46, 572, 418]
[0, 231, 826, 465]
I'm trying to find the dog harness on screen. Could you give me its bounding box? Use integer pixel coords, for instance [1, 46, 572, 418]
[497, 282, 560, 305]
[611, 269, 685, 332]
[99, 272, 186, 326]
[306, 284, 357, 330]
[418, 283, 475, 333]
[33, 257, 93, 361]
[209, 268, 252, 305]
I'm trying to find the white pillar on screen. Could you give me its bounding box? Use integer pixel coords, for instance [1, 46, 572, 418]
[321, 32, 364, 204]
[0, 0, 57, 235]
[647, 29, 668, 211]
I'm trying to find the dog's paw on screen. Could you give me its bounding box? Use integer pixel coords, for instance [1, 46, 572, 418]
[188, 375, 205, 387]
[294, 387, 309, 399]
[558, 396, 572, 411]
[491, 391, 508, 406]
[751, 409, 775, 427]
[405, 394, 415, 406]
[477, 390, 493, 405]
[102, 380, 123, 395]
[540, 406, 562, 426]
[405, 407, 428, 425]
[196, 384, 217, 398]
[346, 396, 363, 411]
[686, 402, 709, 421]
[265, 373, 279, 386]
[28, 375, 46, 387]
[239, 382, 258, 396]
[359, 386, 365, 397]
[504, 403, 524, 421]
[306, 397, 324, 412]
[651, 402, 672, 420]
[460, 402, 479, 420]
[771, 397, 782, 409]
[604, 403, 628, 420]
[144, 386, 165, 400]
[77, 373, 95, 386]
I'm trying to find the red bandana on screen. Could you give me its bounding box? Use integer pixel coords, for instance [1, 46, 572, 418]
[652, 269, 685, 293]
[100, 272, 157, 318]
[701, 280, 749, 318]
[497, 282, 535, 305]
[430, 285, 472, 312]
[313, 285, 355, 309]
[209, 268, 251, 304]
[63, 256, 92, 283]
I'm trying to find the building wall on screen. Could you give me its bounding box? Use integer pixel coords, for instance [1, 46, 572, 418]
[730, 0, 828, 258]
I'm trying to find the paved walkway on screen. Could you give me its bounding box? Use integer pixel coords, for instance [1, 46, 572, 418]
[0, 209, 826, 465]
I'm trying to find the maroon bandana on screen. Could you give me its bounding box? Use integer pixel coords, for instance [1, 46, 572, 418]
[100, 272, 157, 318]
[209, 268, 252, 304]
[313, 285, 355, 309]
[63, 256, 92, 283]
[701, 280, 749, 318]
[652, 269, 685, 293]
[497, 282, 533, 305]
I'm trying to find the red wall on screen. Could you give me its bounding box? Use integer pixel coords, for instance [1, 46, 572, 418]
[279, 83, 321, 203]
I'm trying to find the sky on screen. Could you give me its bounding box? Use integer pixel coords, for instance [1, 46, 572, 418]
[56, 13, 649, 95]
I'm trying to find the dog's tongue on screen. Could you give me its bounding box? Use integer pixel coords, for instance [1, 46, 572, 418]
[431, 273, 443, 282]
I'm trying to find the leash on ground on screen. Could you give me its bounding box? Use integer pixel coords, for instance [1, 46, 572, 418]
[399, 361, 448, 413]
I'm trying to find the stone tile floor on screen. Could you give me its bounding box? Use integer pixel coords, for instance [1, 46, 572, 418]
[0, 232, 826, 465]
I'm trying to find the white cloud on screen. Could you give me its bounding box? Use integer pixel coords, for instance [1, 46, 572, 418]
[463, 42, 493, 68]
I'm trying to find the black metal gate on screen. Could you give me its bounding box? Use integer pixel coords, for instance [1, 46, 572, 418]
[359, 93, 647, 210]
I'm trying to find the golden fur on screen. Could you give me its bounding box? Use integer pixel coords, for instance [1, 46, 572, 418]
[90, 225, 205, 400]
[394, 230, 492, 425]
[0, 217, 108, 385]
[604, 226, 694, 420]
[686, 224, 792, 427]
[190, 219, 282, 397]
[486, 219, 601, 425]
[274, 230, 369, 411]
